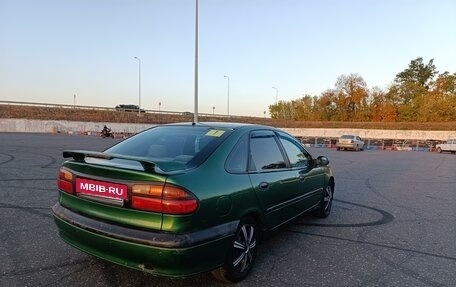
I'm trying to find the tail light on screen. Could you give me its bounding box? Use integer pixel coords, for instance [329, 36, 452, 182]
[131, 183, 198, 215]
[57, 168, 74, 194]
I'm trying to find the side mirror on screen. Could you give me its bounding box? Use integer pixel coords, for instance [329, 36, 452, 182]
[316, 156, 329, 166]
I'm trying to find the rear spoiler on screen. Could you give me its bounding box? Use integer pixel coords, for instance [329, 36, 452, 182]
[63, 150, 158, 173]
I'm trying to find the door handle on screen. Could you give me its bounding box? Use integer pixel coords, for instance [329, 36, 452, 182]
[259, 182, 269, 190]
[298, 171, 307, 181]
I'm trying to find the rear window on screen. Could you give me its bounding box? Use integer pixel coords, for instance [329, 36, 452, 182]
[105, 125, 232, 171]
[341, 135, 355, 139]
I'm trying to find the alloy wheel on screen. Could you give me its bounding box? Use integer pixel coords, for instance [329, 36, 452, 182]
[323, 185, 333, 213]
[232, 224, 257, 273]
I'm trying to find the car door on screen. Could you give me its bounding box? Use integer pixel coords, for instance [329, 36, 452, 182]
[356, 136, 364, 148]
[247, 130, 301, 229]
[277, 132, 325, 212]
[450, 140, 456, 152]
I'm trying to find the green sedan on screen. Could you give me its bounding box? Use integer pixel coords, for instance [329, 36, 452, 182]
[53, 122, 335, 282]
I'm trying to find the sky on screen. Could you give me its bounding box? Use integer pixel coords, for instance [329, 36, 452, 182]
[1, 0, 455, 117]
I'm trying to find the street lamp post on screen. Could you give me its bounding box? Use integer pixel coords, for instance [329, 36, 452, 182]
[272, 86, 278, 105]
[193, 0, 199, 123]
[213, 106, 215, 114]
[224, 75, 230, 116]
[134, 57, 141, 115]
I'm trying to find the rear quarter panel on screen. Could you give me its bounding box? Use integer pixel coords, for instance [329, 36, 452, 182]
[163, 129, 265, 233]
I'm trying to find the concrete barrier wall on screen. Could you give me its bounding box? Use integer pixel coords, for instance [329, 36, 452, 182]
[1, 118, 455, 141]
[0, 119, 153, 134]
[283, 128, 456, 141]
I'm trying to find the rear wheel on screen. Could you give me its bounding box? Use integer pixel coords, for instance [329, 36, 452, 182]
[212, 217, 258, 283]
[437, 147, 442, 153]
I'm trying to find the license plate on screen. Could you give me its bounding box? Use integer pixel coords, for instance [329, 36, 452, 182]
[76, 178, 128, 200]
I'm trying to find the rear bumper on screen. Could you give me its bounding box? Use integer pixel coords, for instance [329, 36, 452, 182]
[336, 143, 357, 149]
[52, 203, 238, 277]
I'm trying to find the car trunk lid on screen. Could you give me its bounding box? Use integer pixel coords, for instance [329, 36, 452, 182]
[58, 150, 171, 231]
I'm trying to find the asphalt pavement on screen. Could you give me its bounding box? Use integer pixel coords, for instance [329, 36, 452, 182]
[0, 133, 455, 287]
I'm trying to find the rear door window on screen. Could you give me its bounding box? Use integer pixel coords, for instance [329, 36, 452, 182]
[249, 130, 287, 171]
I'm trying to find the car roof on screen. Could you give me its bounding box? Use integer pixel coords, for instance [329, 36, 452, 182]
[163, 122, 276, 131]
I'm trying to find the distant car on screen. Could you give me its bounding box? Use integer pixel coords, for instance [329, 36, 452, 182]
[336, 135, 365, 151]
[53, 122, 335, 282]
[115, 104, 145, 113]
[436, 139, 456, 154]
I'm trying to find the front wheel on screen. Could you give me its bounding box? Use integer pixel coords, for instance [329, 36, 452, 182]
[317, 184, 334, 218]
[212, 217, 258, 283]
[437, 147, 442, 153]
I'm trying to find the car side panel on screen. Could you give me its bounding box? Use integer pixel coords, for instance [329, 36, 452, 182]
[438, 141, 456, 152]
[297, 166, 325, 210]
[249, 170, 302, 229]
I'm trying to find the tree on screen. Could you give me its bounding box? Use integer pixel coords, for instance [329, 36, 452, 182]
[433, 72, 456, 96]
[267, 58, 453, 123]
[269, 103, 280, 119]
[388, 57, 438, 121]
[334, 74, 369, 121]
[418, 72, 456, 121]
[395, 57, 438, 89]
[316, 89, 338, 121]
[292, 95, 314, 121]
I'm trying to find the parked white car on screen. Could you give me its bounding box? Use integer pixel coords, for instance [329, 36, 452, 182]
[336, 135, 365, 151]
[436, 139, 456, 154]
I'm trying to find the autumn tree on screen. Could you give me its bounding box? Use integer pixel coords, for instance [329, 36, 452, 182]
[388, 57, 439, 121]
[418, 72, 456, 121]
[334, 74, 370, 121]
[370, 87, 397, 122]
[291, 95, 314, 121]
[267, 57, 453, 123]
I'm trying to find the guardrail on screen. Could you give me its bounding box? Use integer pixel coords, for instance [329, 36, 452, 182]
[0, 100, 252, 119]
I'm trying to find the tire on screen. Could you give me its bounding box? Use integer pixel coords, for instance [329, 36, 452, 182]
[211, 217, 258, 283]
[317, 184, 334, 218]
[355, 145, 359, 151]
[437, 147, 442, 153]
[336, 147, 340, 151]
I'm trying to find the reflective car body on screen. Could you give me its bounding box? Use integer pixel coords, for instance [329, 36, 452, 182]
[336, 134, 365, 151]
[53, 122, 335, 282]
